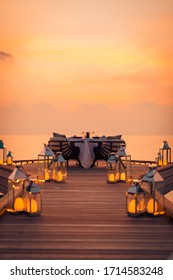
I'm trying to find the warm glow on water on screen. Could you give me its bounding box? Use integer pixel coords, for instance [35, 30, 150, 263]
[0, 134, 173, 161]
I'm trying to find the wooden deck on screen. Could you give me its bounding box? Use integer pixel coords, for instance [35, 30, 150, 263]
[0, 163, 173, 260]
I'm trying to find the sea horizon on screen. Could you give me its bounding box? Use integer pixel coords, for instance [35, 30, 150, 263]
[0, 133, 173, 162]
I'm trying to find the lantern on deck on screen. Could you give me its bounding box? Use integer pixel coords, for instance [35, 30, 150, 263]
[159, 140, 171, 166]
[7, 165, 28, 214]
[117, 145, 131, 181]
[50, 152, 67, 182]
[141, 165, 164, 215]
[126, 181, 146, 216]
[0, 140, 7, 164]
[24, 181, 42, 216]
[106, 153, 118, 183]
[6, 151, 13, 165]
[115, 156, 128, 182]
[155, 152, 162, 167]
[37, 144, 55, 181]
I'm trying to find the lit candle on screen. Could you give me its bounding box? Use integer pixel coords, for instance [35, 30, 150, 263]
[120, 172, 126, 181]
[57, 172, 63, 181]
[108, 173, 115, 182]
[128, 199, 136, 214]
[26, 198, 38, 213]
[44, 170, 49, 181]
[7, 158, 12, 165]
[147, 198, 158, 214]
[14, 197, 24, 212]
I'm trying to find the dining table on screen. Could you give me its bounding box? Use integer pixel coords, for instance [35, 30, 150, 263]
[48, 135, 126, 169]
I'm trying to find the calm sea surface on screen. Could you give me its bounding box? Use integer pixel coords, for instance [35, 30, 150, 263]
[0, 134, 173, 161]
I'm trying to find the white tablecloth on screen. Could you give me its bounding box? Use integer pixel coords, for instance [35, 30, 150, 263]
[74, 138, 98, 169]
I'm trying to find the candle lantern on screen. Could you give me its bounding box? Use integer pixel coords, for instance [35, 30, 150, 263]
[6, 151, 13, 165]
[7, 165, 28, 214]
[159, 140, 171, 166]
[117, 145, 131, 181]
[115, 156, 128, 182]
[106, 153, 118, 183]
[37, 144, 54, 181]
[0, 140, 7, 164]
[24, 181, 42, 216]
[155, 152, 162, 167]
[50, 152, 67, 182]
[141, 165, 165, 215]
[126, 181, 146, 216]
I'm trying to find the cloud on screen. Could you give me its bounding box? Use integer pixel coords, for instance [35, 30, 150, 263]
[79, 103, 107, 111]
[0, 51, 12, 61]
[32, 102, 54, 111]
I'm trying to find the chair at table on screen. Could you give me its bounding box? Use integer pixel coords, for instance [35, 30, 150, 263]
[48, 137, 80, 166]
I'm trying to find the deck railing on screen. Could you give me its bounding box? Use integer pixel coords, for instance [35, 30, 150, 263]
[12, 158, 156, 165]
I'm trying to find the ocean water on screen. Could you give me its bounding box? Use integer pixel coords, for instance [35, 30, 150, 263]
[0, 134, 173, 162]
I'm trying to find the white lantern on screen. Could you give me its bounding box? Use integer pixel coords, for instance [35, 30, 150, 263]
[117, 145, 131, 181]
[159, 140, 171, 166]
[6, 151, 13, 165]
[106, 153, 118, 183]
[50, 152, 67, 182]
[155, 152, 162, 167]
[24, 181, 42, 216]
[0, 140, 7, 164]
[7, 165, 28, 214]
[141, 165, 165, 216]
[37, 144, 54, 181]
[126, 181, 146, 216]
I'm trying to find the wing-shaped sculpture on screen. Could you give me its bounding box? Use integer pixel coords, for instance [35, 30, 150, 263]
[48, 137, 80, 161]
[48, 134, 126, 167]
[93, 139, 126, 161]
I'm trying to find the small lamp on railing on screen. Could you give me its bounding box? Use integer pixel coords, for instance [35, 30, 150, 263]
[126, 180, 146, 216]
[7, 165, 28, 214]
[141, 165, 165, 216]
[0, 140, 7, 164]
[159, 140, 171, 166]
[106, 153, 118, 183]
[6, 151, 13, 165]
[24, 180, 42, 216]
[50, 152, 67, 182]
[117, 144, 131, 181]
[155, 152, 162, 167]
[37, 144, 55, 181]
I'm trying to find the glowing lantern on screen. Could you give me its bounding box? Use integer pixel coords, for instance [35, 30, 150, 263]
[126, 181, 146, 216]
[37, 144, 54, 181]
[155, 152, 163, 167]
[6, 151, 13, 165]
[115, 155, 127, 182]
[147, 198, 158, 214]
[14, 197, 24, 212]
[141, 165, 165, 216]
[106, 153, 118, 183]
[117, 145, 131, 181]
[24, 181, 42, 216]
[44, 169, 51, 181]
[159, 140, 171, 166]
[0, 140, 7, 164]
[50, 152, 67, 182]
[7, 165, 28, 214]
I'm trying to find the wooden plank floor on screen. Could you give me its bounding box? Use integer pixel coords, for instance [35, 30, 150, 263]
[0, 163, 173, 260]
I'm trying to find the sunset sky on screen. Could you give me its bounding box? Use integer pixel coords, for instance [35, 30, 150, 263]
[0, 0, 173, 135]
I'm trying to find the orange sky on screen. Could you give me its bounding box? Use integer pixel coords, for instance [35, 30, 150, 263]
[0, 0, 173, 135]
